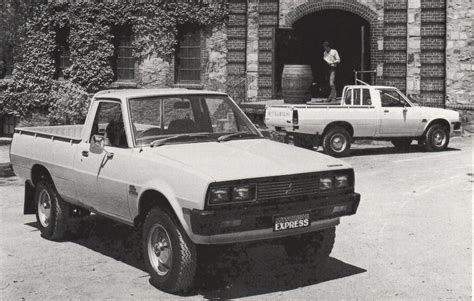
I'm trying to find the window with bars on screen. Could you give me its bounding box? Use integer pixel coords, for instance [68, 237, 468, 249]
[55, 26, 71, 79]
[175, 26, 202, 83]
[112, 26, 135, 81]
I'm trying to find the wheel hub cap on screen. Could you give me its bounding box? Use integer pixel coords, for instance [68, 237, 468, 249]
[433, 130, 446, 146]
[37, 189, 52, 228]
[331, 135, 346, 152]
[148, 224, 172, 276]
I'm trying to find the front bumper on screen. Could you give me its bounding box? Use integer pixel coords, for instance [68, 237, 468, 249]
[183, 192, 360, 244]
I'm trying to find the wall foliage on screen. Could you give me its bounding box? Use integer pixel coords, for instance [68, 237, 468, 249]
[1, 1, 228, 124]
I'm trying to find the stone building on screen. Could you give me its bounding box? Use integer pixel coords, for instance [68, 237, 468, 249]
[110, 0, 472, 111]
[1, 0, 473, 133]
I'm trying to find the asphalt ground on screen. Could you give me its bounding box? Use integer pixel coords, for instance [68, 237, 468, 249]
[0, 136, 472, 300]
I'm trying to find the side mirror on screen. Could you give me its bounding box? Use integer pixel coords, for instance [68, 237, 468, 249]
[90, 135, 105, 154]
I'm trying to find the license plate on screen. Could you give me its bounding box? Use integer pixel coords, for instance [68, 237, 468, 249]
[273, 212, 310, 232]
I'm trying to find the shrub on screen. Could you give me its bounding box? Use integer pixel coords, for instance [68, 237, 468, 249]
[48, 81, 89, 125]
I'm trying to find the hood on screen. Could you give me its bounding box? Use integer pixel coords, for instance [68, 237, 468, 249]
[145, 139, 351, 182]
[419, 107, 460, 121]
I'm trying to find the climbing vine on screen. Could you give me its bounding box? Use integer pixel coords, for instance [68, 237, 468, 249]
[1, 0, 228, 123]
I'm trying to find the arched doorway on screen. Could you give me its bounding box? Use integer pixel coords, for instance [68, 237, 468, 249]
[275, 10, 371, 98]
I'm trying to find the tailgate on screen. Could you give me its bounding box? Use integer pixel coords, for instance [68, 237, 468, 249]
[265, 105, 294, 128]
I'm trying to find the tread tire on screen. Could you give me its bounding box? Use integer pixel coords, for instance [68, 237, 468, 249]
[143, 207, 197, 294]
[322, 127, 351, 157]
[35, 180, 70, 240]
[424, 124, 450, 152]
[283, 227, 336, 266]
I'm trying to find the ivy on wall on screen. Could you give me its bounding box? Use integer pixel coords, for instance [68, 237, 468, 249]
[1, 1, 228, 124]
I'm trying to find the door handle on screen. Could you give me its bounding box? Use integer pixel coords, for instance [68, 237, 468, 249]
[82, 150, 89, 157]
[384, 110, 389, 113]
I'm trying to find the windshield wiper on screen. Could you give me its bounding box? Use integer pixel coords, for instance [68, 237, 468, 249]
[217, 131, 260, 142]
[150, 133, 210, 148]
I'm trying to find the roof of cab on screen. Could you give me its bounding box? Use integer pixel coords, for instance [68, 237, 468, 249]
[93, 88, 227, 100]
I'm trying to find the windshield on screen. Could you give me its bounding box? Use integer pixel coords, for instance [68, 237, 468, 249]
[128, 95, 260, 146]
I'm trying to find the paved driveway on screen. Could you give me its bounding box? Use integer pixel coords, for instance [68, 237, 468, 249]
[0, 137, 472, 300]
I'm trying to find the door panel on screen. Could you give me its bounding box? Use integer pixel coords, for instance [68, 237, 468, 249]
[95, 148, 132, 218]
[378, 107, 422, 136]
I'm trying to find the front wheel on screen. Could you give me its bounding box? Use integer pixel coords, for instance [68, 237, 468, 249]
[283, 227, 336, 266]
[143, 208, 197, 293]
[322, 127, 351, 157]
[35, 180, 70, 240]
[424, 124, 450, 152]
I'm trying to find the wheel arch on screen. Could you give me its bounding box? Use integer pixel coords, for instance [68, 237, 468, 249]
[134, 189, 187, 231]
[31, 164, 53, 186]
[322, 121, 354, 137]
[25, 164, 54, 215]
[423, 118, 450, 136]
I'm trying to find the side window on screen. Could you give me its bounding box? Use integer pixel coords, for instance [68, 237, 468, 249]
[344, 89, 352, 105]
[163, 98, 197, 134]
[205, 97, 240, 133]
[362, 89, 372, 105]
[380, 90, 405, 107]
[90, 102, 128, 148]
[353, 89, 361, 105]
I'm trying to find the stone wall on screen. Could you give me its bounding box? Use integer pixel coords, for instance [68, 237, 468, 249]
[446, 0, 473, 107]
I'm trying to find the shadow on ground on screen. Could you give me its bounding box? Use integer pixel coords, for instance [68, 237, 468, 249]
[336, 145, 459, 157]
[0, 163, 21, 186]
[26, 216, 366, 299]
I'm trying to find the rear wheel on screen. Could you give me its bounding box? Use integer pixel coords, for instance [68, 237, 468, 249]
[35, 180, 70, 240]
[143, 208, 197, 293]
[322, 127, 351, 157]
[283, 227, 336, 266]
[391, 138, 412, 152]
[424, 124, 449, 152]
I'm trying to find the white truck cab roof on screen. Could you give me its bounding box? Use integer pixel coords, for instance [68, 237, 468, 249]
[93, 88, 227, 100]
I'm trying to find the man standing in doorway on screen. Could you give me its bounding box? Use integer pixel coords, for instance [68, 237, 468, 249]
[323, 41, 341, 102]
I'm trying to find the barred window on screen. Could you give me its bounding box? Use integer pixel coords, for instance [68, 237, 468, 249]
[112, 26, 135, 81]
[175, 25, 201, 83]
[55, 26, 71, 78]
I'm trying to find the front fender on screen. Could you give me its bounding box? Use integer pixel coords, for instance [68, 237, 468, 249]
[133, 179, 197, 239]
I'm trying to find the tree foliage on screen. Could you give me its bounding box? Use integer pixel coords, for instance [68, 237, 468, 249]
[1, 0, 228, 124]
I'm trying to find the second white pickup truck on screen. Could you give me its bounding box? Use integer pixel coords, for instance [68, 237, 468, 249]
[265, 84, 462, 157]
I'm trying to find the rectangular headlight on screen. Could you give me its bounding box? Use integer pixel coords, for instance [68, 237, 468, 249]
[232, 185, 256, 202]
[209, 187, 230, 205]
[335, 175, 349, 188]
[319, 177, 333, 190]
[208, 184, 257, 205]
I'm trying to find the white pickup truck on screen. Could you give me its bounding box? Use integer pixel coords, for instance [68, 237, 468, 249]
[10, 88, 361, 293]
[265, 85, 462, 157]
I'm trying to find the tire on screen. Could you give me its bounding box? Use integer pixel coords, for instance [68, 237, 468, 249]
[322, 127, 351, 157]
[283, 227, 336, 266]
[424, 124, 450, 152]
[391, 138, 412, 152]
[35, 180, 70, 240]
[143, 207, 197, 293]
[293, 135, 314, 150]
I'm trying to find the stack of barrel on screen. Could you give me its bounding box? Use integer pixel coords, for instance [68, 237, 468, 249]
[281, 64, 313, 104]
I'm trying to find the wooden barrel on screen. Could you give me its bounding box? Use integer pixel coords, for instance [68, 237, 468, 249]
[282, 65, 313, 103]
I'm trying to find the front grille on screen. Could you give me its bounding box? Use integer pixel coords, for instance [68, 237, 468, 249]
[257, 174, 320, 200]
